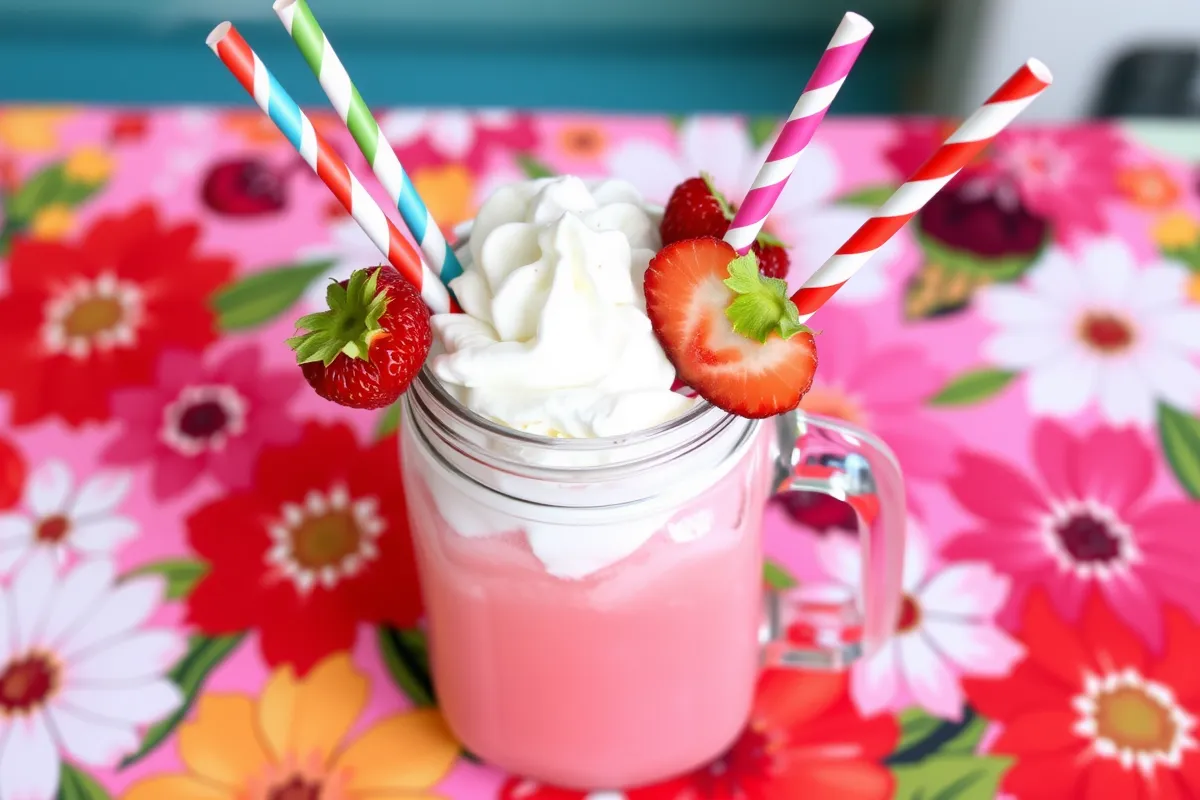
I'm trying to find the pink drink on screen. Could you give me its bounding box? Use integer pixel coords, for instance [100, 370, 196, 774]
[401, 372, 773, 788]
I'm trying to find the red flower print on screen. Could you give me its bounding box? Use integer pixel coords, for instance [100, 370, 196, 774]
[964, 590, 1200, 800]
[0, 435, 25, 510]
[185, 422, 422, 675]
[101, 346, 303, 499]
[0, 204, 233, 427]
[501, 670, 897, 800]
[943, 421, 1200, 652]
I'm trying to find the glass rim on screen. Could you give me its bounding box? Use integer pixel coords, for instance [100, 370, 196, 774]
[413, 364, 726, 451]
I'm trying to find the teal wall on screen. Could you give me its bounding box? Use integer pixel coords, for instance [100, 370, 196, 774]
[0, 0, 935, 114]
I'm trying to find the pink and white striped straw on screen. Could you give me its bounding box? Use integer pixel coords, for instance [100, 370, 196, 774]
[724, 12, 874, 254]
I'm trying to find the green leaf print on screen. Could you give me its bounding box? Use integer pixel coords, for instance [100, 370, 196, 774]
[378, 626, 435, 707]
[762, 559, 798, 591]
[211, 259, 334, 331]
[747, 116, 781, 150]
[125, 558, 209, 600]
[1158, 402, 1200, 499]
[891, 754, 1012, 800]
[928, 369, 1018, 407]
[57, 763, 112, 800]
[515, 154, 555, 180]
[891, 706, 989, 761]
[120, 633, 245, 768]
[376, 401, 404, 440]
[837, 184, 896, 207]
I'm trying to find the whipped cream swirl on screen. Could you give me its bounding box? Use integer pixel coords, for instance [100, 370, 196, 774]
[430, 176, 696, 437]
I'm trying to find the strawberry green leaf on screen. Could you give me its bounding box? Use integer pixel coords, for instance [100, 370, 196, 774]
[212, 259, 334, 331]
[515, 154, 555, 179]
[929, 369, 1017, 406]
[287, 268, 392, 367]
[701, 172, 735, 220]
[723, 253, 810, 343]
[1159, 402, 1200, 499]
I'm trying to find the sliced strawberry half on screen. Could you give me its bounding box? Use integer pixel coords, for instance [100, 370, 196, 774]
[645, 237, 817, 418]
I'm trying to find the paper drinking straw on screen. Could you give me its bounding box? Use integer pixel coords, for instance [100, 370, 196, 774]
[791, 58, 1052, 322]
[205, 22, 455, 315]
[724, 12, 873, 255]
[273, 0, 464, 286]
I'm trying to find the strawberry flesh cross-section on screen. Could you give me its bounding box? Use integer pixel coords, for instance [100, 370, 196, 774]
[644, 236, 818, 419]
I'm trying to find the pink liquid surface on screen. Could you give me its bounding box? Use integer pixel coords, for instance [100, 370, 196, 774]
[402, 430, 771, 789]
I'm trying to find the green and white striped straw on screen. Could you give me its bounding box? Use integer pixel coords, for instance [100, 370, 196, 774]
[273, 0, 464, 286]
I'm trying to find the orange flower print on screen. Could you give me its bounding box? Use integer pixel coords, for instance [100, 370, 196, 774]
[122, 654, 460, 800]
[556, 123, 609, 161]
[1117, 163, 1181, 210]
[411, 164, 476, 232]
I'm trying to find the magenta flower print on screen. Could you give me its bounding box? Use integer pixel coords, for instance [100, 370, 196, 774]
[100, 345, 302, 499]
[942, 420, 1200, 652]
[990, 127, 1127, 244]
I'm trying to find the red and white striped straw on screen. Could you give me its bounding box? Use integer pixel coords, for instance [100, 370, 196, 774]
[724, 12, 873, 254]
[791, 58, 1052, 322]
[205, 22, 457, 314]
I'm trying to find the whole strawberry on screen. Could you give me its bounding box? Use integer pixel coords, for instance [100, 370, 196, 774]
[660, 174, 792, 279]
[287, 267, 432, 409]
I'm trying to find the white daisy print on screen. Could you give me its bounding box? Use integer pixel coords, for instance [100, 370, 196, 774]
[378, 108, 517, 160]
[0, 461, 137, 574]
[0, 554, 184, 799]
[813, 523, 1024, 720]
[606, 116, 904, 305]
[980, 238, 1200, 426]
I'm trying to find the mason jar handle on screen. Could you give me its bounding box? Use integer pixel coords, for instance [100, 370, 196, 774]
[760, 410, 907, 670]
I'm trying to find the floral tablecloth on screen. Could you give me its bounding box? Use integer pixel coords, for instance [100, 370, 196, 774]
[0, 106, 1198, 800]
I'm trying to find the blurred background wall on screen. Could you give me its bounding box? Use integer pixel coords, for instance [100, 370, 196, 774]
[0, 0, 1196, 118]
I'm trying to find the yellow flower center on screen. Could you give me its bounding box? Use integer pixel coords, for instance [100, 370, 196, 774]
[267, 487, 385, 594]
[1076, 669, 1198, 777]
[63, 296, 125, 339]
[1152, 211, 1200, 251]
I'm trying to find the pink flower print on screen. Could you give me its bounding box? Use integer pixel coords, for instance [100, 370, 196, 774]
[795, 303, 959, 488]
[378, 109, 537, 172]
[991, 126, 1127, 244]
[942, 420, 1200, 652]
[100, 345, 302, 499]
[812, 522, 1023, 720]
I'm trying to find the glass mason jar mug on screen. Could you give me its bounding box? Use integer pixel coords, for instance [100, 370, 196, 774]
[401, 368, 906, 789]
